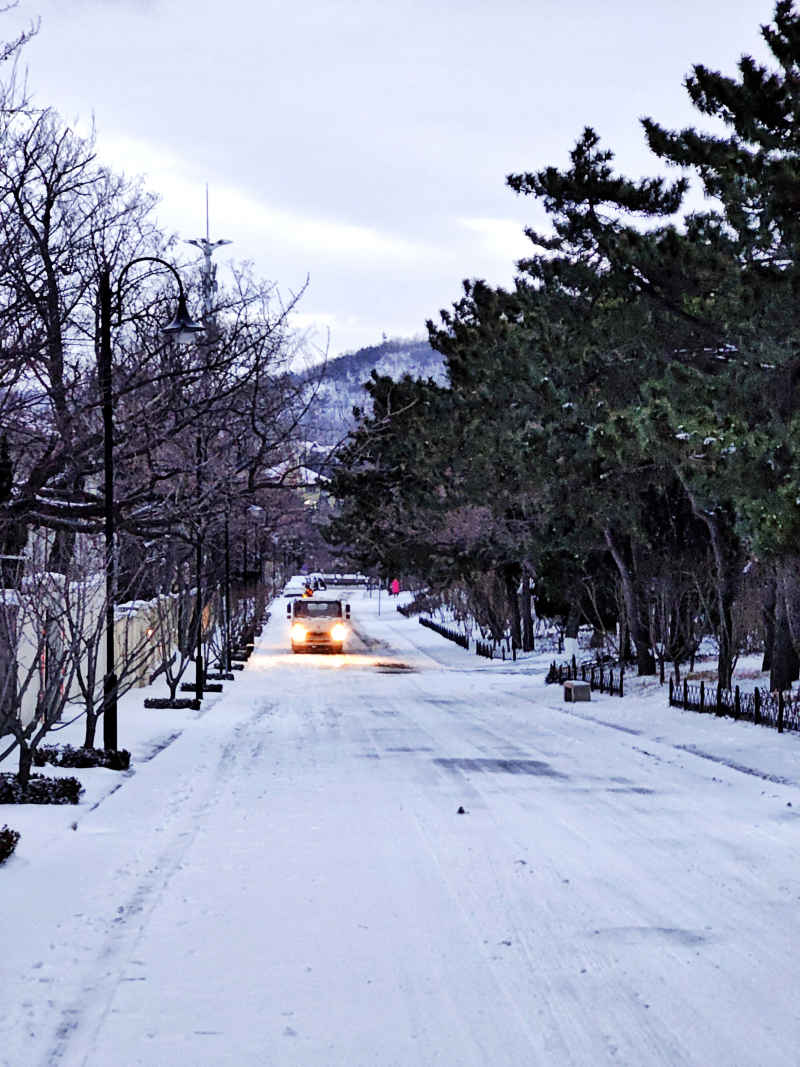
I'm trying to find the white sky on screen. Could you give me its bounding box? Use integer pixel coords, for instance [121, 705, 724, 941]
[3, 0, 777, 357]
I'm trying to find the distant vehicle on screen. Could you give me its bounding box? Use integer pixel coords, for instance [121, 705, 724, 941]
[286, 596, 351, 653]
[282, 576, 308, 598]
[283, 573, 327, 597]
[316, 573, 368, 587]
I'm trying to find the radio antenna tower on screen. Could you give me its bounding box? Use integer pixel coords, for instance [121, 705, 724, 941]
[185, 184, 232, 323]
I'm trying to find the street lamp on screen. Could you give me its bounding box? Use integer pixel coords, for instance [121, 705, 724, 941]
[194, 431, 205, 704]
[98, 257, 203, 751]
[224, 509, 232, 673]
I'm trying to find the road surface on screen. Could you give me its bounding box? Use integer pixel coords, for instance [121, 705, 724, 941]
[3, 590, 800, 1065]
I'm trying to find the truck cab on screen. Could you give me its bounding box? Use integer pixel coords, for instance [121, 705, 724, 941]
[286, 596, 351, 653]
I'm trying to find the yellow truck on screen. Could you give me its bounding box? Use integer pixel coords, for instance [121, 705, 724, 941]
[286, 596, 351, 653]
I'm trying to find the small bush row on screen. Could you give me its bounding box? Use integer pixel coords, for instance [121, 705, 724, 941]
[33, 745, 131, 771]
[0, 773, 83, 804]
[0, 824, 20, 863]
[144, 697, 201, 710]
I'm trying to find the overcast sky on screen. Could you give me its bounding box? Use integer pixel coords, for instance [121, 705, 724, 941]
[4, 0, 778, 359]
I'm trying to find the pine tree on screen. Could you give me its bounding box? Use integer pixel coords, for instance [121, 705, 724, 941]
[642, 0, 800, 688]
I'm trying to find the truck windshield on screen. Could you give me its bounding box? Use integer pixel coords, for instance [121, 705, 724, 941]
[294, 601, 342, 618]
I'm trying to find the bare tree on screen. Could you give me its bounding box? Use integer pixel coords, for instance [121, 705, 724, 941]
[59, 549, 155, 748]
[147, 582, 198, 705]
[0, 556, 81, 789]
[0, 103, 165, 551]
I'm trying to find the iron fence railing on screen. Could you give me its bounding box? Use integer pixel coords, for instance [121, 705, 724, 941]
[547, 656, 625, 697]
[396, 607, 519, 661]
[668, 677, 800, 733]
[418, 616, 469, 650]
[474, 639, 517, 661]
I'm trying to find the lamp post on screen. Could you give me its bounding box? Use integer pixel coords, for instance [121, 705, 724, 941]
[99, 258, 203, 751]
[224, 510, 232, 672]
[194, 430, 205, 704]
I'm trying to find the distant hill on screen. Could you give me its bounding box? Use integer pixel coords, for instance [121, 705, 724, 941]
[300, 337, 447, 449]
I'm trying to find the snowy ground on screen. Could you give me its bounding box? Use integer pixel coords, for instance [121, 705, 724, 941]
[2, 587, 800, 1066]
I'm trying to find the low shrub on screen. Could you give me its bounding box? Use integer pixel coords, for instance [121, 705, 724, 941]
[144, 697, 201, 710]
[0, 773, 83, 804]
[0, 824, 20, 863]
[34, 745, 131, 771]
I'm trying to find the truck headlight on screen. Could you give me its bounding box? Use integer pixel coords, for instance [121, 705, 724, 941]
[331, 623, 347, 642]
[291, 623, 307, 641]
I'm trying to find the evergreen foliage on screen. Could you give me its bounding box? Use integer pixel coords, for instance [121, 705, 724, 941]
[326, 2, 800, 681]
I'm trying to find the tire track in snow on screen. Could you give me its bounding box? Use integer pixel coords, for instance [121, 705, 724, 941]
[42, 698, 275, 1067]
[367, 670, 795, 1065]
[496, 682, 800, 789]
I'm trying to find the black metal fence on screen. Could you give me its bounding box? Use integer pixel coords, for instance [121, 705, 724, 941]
[400, 609, 518, 660]
[475, 639, 516, 661]
[668, 677, 800, 733]
[418, 616, 469, 650]
[396, 606, 530, 661]
[547, 657, 624, 697]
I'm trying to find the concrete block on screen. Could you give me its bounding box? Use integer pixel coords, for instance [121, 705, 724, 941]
[564, 679, 591, 702]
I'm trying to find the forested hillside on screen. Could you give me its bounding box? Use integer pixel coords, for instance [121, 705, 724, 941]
[300, 337, 446, 447]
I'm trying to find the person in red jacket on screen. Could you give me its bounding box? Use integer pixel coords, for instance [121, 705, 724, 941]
[390, 578, 400, 596]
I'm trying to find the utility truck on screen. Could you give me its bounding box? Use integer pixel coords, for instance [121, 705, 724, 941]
[286, 596, 351, 653]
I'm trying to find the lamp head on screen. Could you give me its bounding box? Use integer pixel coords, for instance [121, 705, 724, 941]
[160, 292, 204, 344]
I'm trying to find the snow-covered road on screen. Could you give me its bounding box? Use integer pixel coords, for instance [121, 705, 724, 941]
[3, 590, 800, 1065]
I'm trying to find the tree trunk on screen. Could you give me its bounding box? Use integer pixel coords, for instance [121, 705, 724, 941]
[82, 658, 99, 748]
[674, 475, 743, 690]
[565, 601, 581, 640]
[770, 585, 798, 692]
[83, 706, 98, 749]
[502, 563, 522, 650]
[604, 528, 654, 675]
[520, 565, 534, 652]
[762, 572, 776, 673]
[700, 509, 742, 691]
[0, 438, 27, 584]
[777, 556, 800, 688]
[561, 600, 581, 662]
[48, 527, 75, 574]
[17, 740, 32, 791]
[167, 672, 179, 700]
